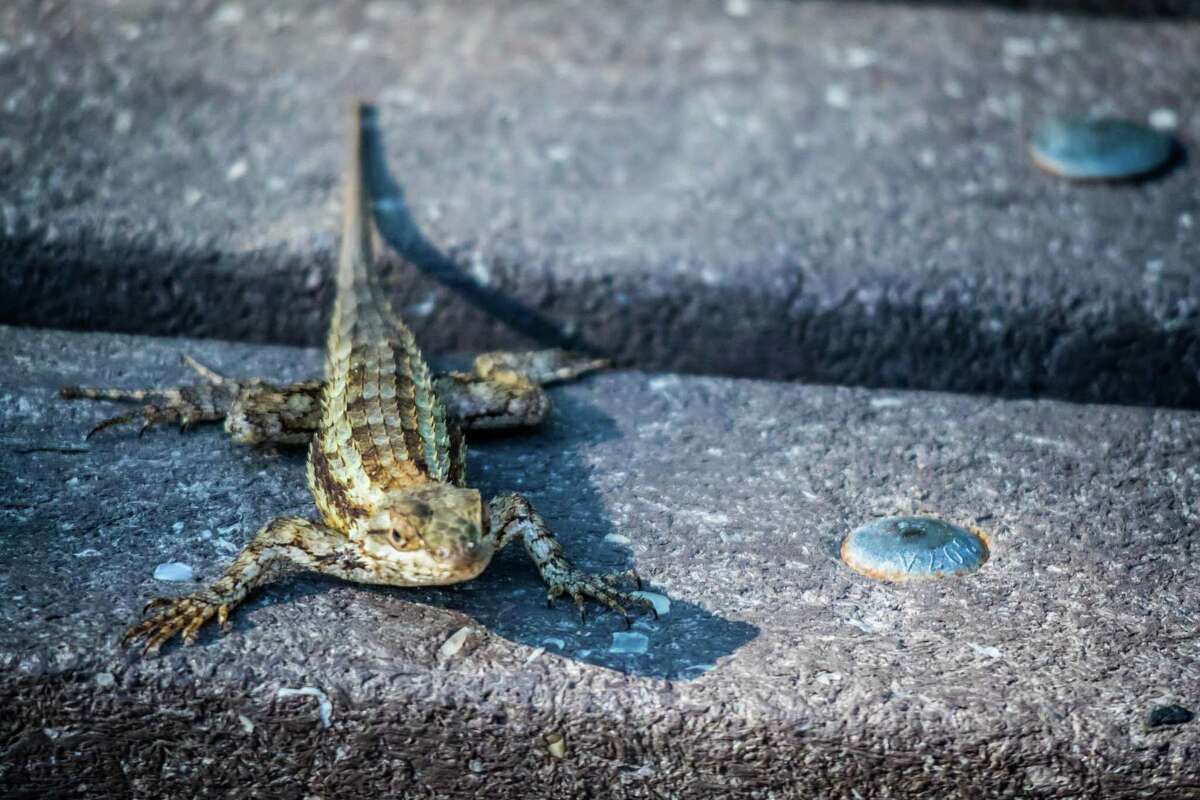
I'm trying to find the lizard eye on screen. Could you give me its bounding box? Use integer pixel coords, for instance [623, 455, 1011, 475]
[388, 528, 422, 551]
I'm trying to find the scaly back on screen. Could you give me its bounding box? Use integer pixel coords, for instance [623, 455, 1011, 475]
[309, 104, 453, 529]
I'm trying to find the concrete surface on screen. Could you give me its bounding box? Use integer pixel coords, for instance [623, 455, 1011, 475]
[1, 1, 1199, 407]
[1, 326, 1197, 798]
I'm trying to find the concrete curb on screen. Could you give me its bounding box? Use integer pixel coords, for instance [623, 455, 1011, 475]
[2, 327, 1197, 797]
[2, 1, 1198, 407]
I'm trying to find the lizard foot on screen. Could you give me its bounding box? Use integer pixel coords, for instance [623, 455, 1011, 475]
[122, 593, 231, 656]
[544, 567, 656, 628]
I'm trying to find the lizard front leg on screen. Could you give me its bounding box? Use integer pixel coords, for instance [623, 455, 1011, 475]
[125, 516, 364, 655]
[487, 493, 655, 627]
[472, 349, 609, 386]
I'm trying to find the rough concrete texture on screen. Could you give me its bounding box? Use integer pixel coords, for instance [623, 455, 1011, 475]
[2, 1, 1199, 407]
[2, 326, 1197, 798]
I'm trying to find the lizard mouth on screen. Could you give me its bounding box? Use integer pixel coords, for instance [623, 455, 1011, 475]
[432, 539, 495, 581]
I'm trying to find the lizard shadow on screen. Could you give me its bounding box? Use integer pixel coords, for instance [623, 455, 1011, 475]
[440, 391, 759, 680]
[232, 389, 757, 681]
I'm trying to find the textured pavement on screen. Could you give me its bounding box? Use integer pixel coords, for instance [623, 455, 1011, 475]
[2, 326, 1197, 798]
[1, 1, 1198, 406]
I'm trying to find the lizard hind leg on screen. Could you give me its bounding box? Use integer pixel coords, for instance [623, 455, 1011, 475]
[61, 355, 239, 439]
[61, 355, 321, 445]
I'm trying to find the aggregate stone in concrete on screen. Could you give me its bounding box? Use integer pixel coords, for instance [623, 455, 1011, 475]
[1, 326, 1198, 798]
[1, 1, 1199, 407]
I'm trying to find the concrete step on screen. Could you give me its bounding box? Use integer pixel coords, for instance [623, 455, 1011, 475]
[1, 326, 1197, 797]
[1, 1, 1198, 408]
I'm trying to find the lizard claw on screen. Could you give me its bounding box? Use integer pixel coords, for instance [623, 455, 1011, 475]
[85, 411, 140, 440]
[124, 593, 228, 656]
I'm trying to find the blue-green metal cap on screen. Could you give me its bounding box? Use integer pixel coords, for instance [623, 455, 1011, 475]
[841, 516, 990, 582]
[1029, 117, 1174, 181]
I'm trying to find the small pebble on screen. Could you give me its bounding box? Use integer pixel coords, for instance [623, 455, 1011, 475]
[968, 642, 1003, 659]
[1148, 705, 1194, 728]
[1003, 37, 1037, 58]
[226, 159, 248, 182]
[112, 110, 133, 135]
[1148, 108, 1178, 131]
[724, 0, 750, 17]
[276, 687, 332, 728]
[545, 732, 566, 759]
[546, 144, 572, 163]
[438, 626, 476, 660]
[824, 85, 850, 109]
[630, 591, 670, 617]
[1029, 117, 1173, 181]
[610, 631, 649, 655]
[153, 562, 193, 582]
[843, 46, 878, 70]
[212, 3, 245, 25]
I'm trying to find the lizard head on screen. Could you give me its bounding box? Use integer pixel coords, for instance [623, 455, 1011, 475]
[359, 484, 494, 585]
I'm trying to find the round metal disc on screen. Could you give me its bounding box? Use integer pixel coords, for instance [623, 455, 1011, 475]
[1029, 117, 1173, 181]
[841, 516, 989, 582]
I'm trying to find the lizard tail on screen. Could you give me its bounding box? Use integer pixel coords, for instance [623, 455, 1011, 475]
[339, 101, 375, 280]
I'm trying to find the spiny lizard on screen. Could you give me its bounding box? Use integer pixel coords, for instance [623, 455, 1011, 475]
[63, 103, 653, 655]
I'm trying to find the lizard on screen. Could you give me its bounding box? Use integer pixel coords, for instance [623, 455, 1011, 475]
[62, 102, 653, 655]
